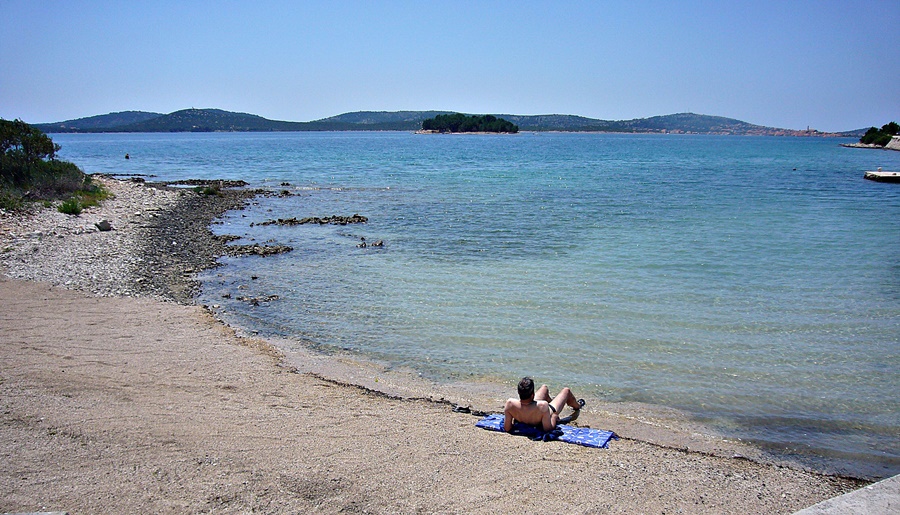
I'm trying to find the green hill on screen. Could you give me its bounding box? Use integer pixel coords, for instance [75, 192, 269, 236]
[34, 109, 446, 132]
[496, 114, 609, 131]
[31, 109, 846, 135]
[34, 111, 163, 132]
[123, 108, 305, 132]
[496, 112, 768, 133]
[315, 110, 450, 126]
[613, 113, 767, 134]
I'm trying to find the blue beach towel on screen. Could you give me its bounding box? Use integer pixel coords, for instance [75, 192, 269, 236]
[475, 413, 618, 449]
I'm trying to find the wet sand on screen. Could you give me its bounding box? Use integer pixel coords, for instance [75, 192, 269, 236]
[0, 178, 865, 513]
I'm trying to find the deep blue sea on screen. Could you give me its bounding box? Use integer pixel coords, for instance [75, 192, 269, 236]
[54, 131, 900, 479]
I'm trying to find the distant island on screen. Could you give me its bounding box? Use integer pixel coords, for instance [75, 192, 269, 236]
[419, 113, 518, 134]
[31, 108, 867, 137]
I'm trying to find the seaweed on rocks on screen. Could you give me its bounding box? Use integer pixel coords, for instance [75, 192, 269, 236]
[254, 214, 368, 226]
[163, 179, 250, 188]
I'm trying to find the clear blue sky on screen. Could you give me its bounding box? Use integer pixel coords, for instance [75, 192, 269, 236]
[1, 1, 897, 132]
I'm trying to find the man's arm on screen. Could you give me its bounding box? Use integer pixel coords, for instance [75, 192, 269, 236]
[503, 399, 515, 432]
[542, 406, 558, 432]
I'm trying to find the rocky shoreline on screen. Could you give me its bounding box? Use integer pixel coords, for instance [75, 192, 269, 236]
[0, 176, 871, 513]
[0, 176, 287, 304]
[841, 135, 900, 151]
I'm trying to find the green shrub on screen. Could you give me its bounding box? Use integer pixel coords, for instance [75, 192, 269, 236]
[860, 122, 899, 146]
[28, 160, 88, 197]
[194, 184, 221, 196]
[873, 133, 892, 147]
[58, 198, 82, 215]
[1, 118, 93, 209]
[76, 177, 111, 208]
[0, 192, 23, 211]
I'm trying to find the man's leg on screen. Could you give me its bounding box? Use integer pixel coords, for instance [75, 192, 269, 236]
[535, 384, 551, 402]
[549, 387, 582, 414]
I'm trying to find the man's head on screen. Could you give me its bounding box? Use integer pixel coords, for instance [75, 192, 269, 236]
[518, 376, 535, 400]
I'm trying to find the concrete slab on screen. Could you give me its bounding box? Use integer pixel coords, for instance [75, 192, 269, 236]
[864, 170, 900, 182]
[793, 474, 899, 514]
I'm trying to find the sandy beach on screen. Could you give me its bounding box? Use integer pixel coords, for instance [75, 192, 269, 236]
[0, 178, 865, 513]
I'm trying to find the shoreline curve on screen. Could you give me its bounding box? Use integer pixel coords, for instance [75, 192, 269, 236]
[0, 176, 869, 512]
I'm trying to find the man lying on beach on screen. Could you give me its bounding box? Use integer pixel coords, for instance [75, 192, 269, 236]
[503, 377, 585, 432]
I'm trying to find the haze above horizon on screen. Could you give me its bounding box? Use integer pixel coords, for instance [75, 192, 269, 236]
[1, 1, 897, 133]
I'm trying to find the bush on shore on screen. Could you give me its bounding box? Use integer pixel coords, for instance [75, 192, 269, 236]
[58, 198, 83, 215]
[0, 118, 108, 212]
[860, 121, 899, 147]
[194, 183, 222, 196]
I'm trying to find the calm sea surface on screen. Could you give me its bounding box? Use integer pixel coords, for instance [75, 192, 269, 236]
[54, 131, 900, 478]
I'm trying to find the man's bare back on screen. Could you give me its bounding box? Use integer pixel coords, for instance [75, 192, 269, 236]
[504, 397, 554, 432]
[503, 377, 584, 433]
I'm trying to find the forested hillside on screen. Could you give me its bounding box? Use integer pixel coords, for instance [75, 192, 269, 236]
[32, 109, 850, 135]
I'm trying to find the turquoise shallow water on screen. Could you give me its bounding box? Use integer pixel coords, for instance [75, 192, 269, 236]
[55, 131, 900, 478]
